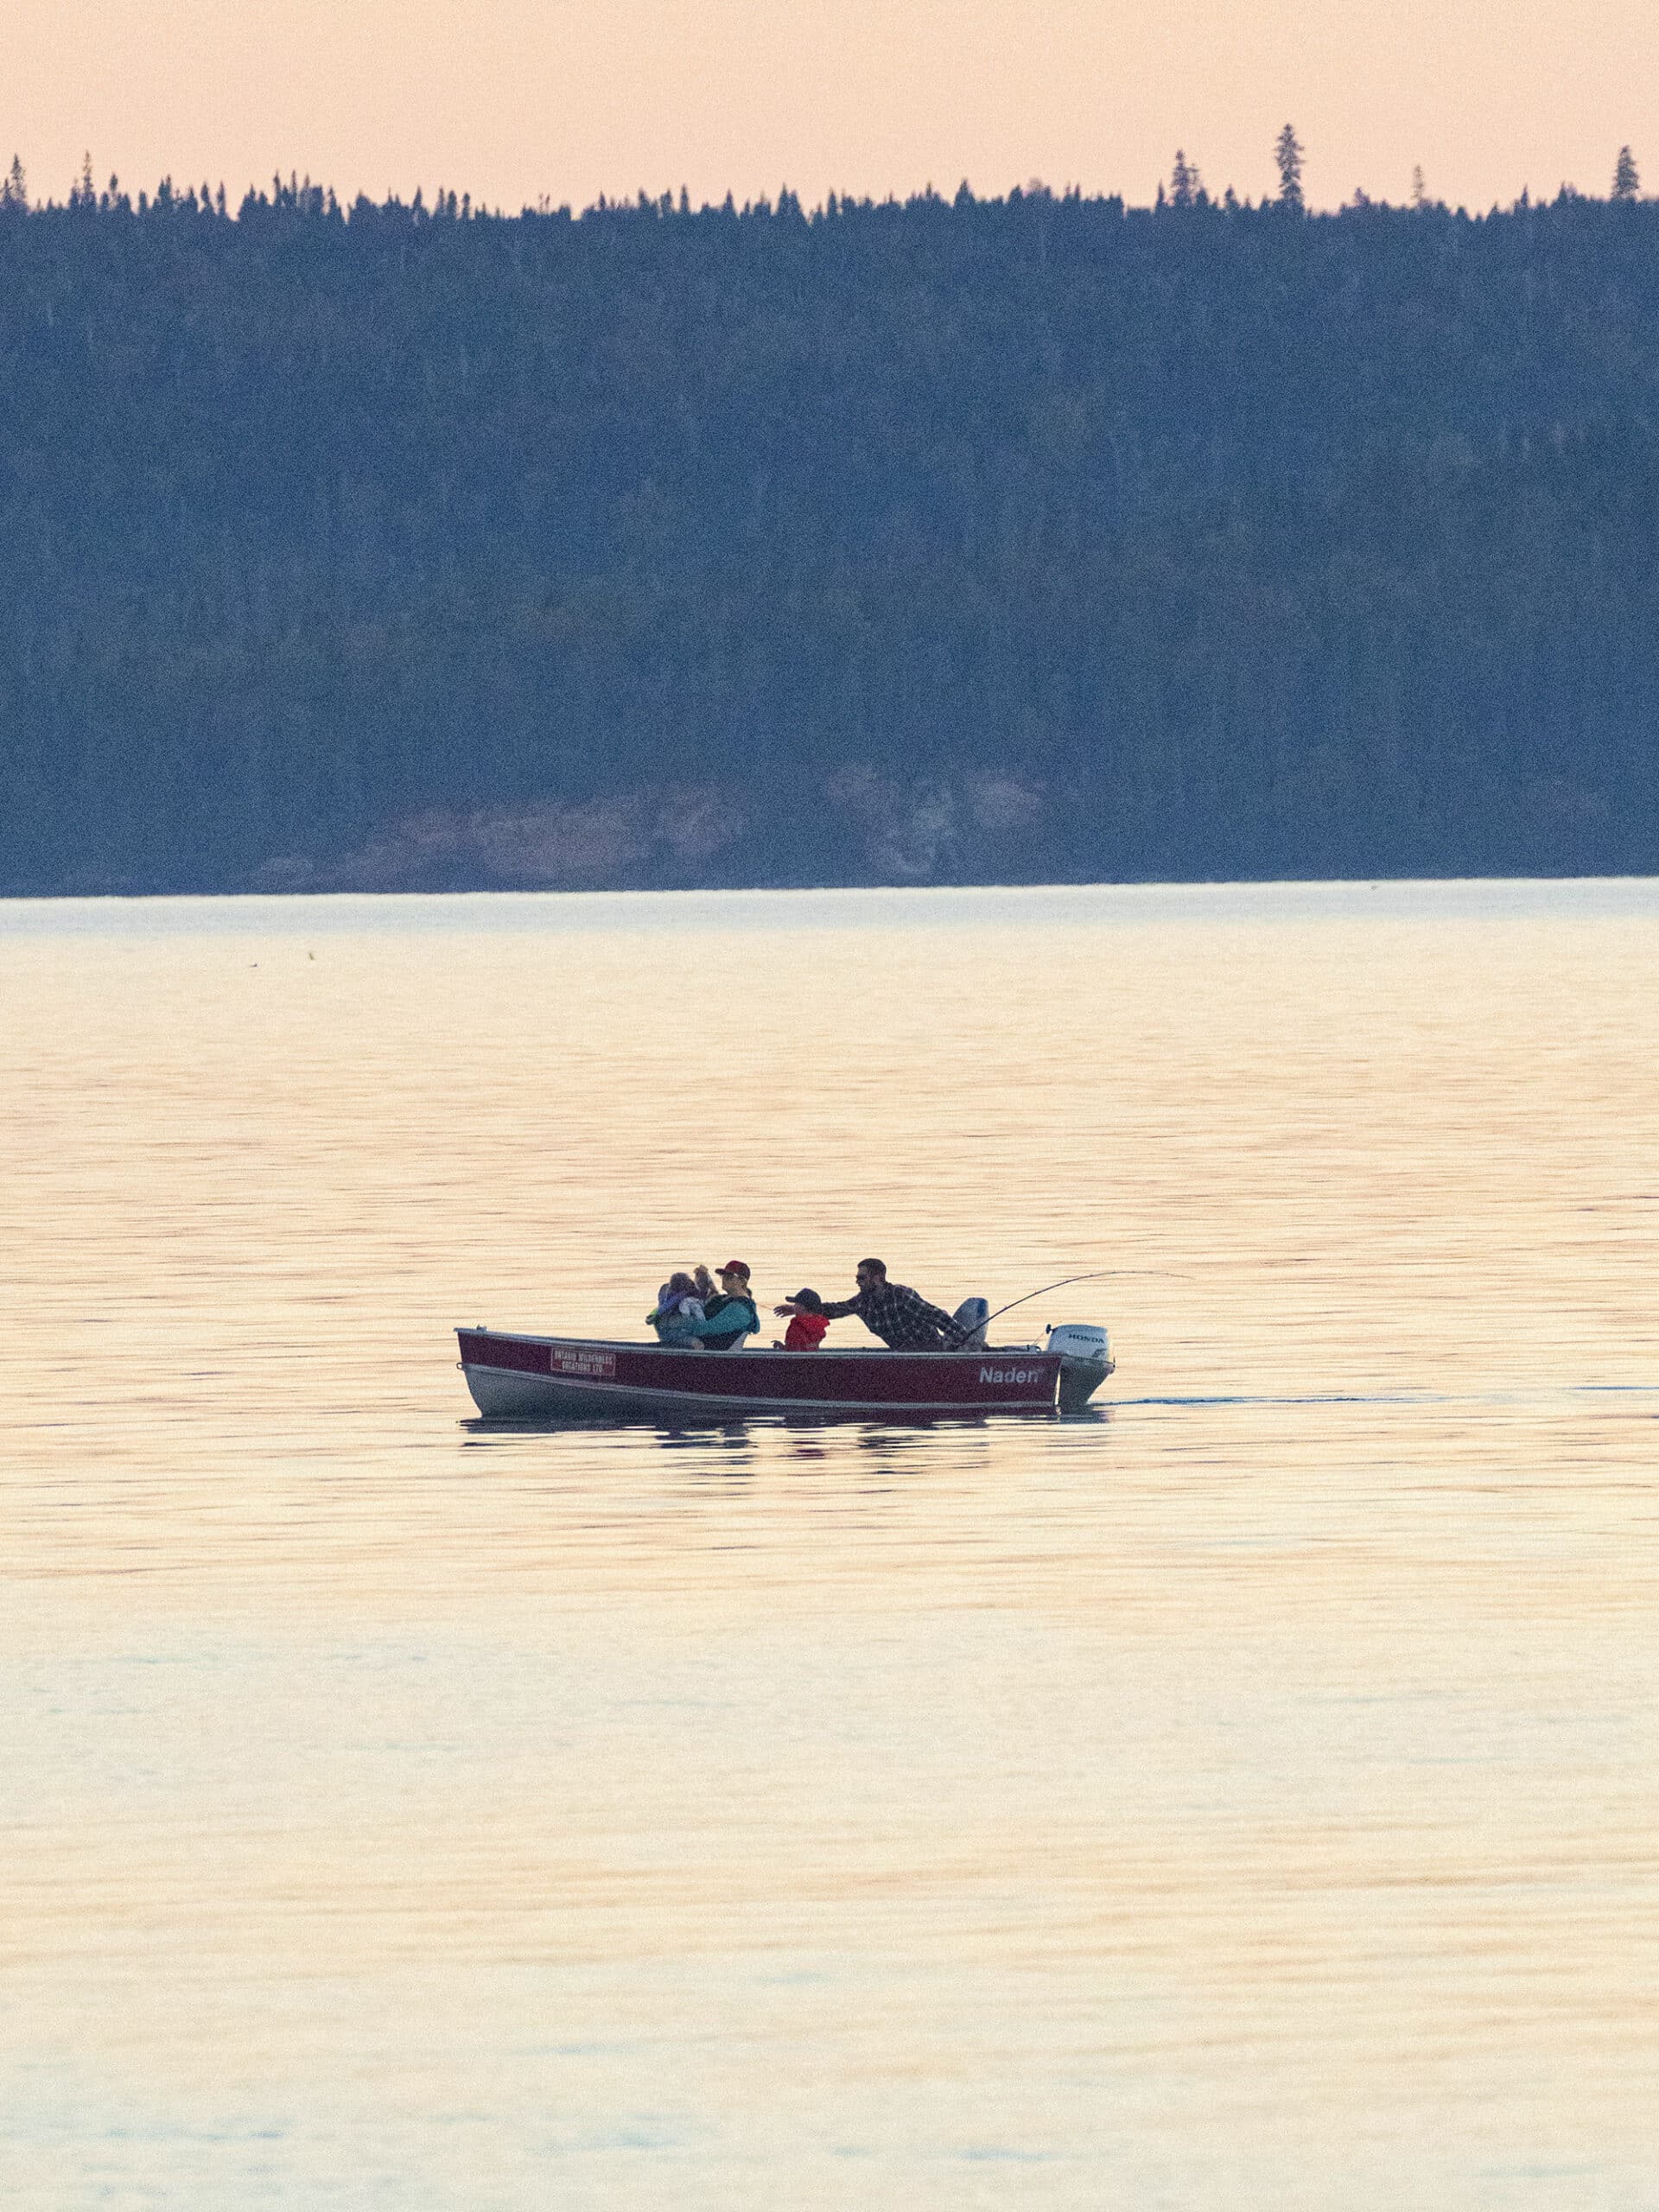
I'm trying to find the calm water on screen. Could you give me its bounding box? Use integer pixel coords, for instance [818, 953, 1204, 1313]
[3, 881, 1657, 2210]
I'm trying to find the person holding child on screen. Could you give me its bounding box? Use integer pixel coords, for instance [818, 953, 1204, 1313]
[650, 1261, 759, 1350]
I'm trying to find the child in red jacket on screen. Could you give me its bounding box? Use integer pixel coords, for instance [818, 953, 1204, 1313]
[778, 1287, 830, 1350]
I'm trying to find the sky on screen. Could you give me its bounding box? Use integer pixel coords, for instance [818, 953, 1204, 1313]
[8, 0, 1656, 215]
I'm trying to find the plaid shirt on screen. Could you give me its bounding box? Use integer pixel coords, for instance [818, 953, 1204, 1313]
[817, 1281, 969, 1351]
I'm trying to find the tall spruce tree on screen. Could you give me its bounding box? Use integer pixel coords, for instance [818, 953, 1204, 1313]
[1612, 145, 1640, 200]
[1275, 124, 1305, 210]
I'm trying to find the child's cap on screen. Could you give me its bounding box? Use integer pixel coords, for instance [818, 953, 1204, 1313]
[791, 1287, 823, 1312]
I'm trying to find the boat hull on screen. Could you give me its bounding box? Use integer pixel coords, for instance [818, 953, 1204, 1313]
[456, 1329, 1088, 1421]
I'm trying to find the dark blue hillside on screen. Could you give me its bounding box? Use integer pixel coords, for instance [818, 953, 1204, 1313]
[3, 180, 1657, 891]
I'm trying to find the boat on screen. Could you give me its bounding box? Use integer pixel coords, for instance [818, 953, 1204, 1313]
[456, 1321, 1114, 1422]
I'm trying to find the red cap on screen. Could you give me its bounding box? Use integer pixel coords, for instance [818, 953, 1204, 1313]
[719, 1259, 750, 1277]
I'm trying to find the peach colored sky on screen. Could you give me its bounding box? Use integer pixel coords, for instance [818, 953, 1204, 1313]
[10, 0, 1656, 214]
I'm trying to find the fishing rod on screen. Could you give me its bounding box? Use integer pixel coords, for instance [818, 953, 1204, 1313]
[982, 1268, 1193, 1328]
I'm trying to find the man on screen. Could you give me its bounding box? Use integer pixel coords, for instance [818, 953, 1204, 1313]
[779, 1258, 969, 1351]
[677, 1260, 760, 1350]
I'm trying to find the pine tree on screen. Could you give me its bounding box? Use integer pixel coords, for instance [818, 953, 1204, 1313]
[0, 154, 26, 210]
[1410, 164, 1427, 207]
[1170, 149, 1202, 208]
[1612, 145, 1640, 200]
[1274, 124, 1305, 211]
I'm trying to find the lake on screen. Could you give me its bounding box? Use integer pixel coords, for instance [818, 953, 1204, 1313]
[3, 880, 1656, 2209]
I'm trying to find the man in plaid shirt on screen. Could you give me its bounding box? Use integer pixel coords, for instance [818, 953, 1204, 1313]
[780, 1257, 969, 1351]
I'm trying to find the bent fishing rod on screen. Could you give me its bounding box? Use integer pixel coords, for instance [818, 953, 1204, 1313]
[982, 1268, 1193, 1329]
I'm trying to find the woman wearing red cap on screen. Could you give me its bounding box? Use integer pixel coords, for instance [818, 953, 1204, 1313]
[672, 1260, 759, 1351]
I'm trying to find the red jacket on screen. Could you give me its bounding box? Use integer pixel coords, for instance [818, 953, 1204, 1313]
[785, 1311, 830, 1350]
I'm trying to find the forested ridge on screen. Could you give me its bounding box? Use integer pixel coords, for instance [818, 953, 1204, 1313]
[3, 168, 1659, 893]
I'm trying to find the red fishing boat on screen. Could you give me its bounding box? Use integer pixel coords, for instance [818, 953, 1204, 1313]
[456, 1322, 1113, 1421]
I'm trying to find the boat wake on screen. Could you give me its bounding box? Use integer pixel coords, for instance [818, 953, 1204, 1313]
[1117, 1383, 1659, 1409]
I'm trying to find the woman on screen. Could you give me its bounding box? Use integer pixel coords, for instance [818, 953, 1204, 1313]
[674, 1260, 759, 1351]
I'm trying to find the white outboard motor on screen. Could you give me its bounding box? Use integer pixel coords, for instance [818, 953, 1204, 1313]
[953, 1295, 990, 1349]
[1049, 1322, 1114, 1411]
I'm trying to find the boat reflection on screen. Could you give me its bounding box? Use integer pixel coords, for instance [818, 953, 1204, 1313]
[461, 1403, 1109, 1445]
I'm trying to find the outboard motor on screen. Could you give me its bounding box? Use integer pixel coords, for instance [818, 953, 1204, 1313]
[953, 1295, 990, 1349]
[1048, 1322, 1114, 1411]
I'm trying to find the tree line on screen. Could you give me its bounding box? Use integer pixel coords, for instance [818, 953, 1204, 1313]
[2, 161, 1658, 893]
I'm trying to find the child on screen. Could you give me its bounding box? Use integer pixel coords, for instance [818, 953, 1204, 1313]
[649, 1271, 705, 1344]
[778, 1286, 830, 1351]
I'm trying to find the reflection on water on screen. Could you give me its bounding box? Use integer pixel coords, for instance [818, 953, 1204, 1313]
[3, 881, 1658, 2211]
